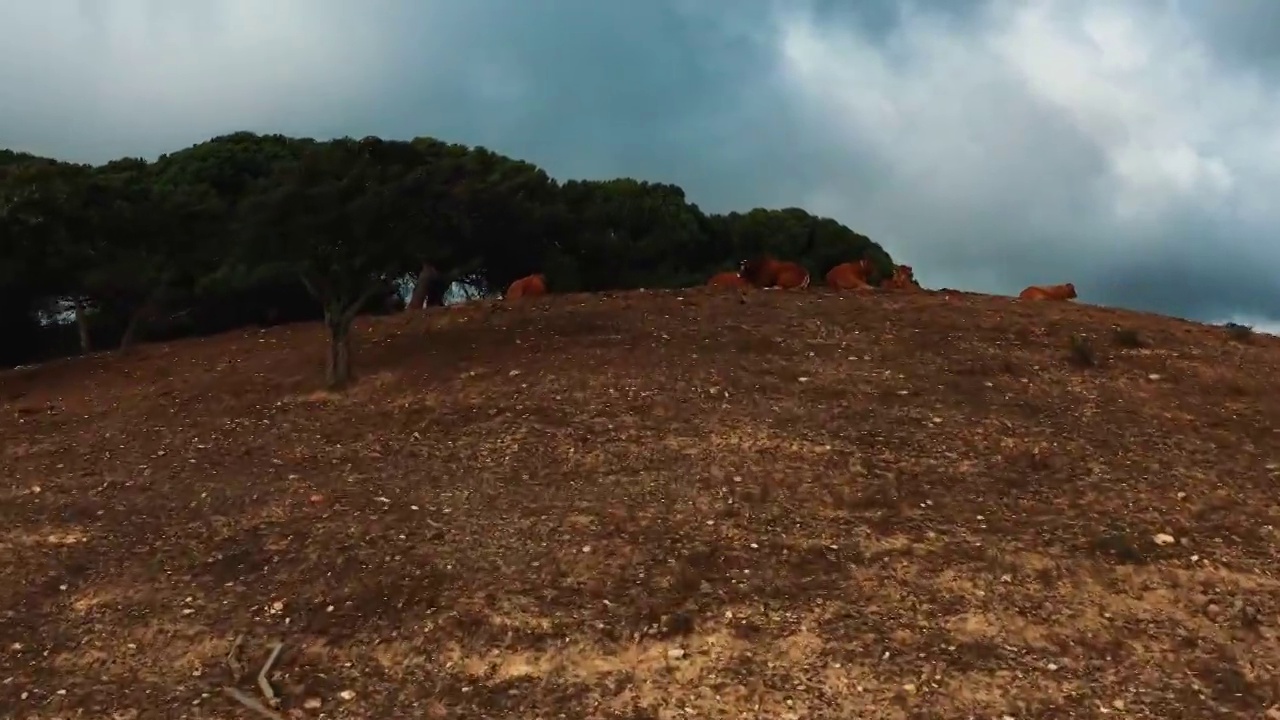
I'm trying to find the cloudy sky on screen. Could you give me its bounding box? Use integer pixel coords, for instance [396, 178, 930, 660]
[3, 0, 1279, 329]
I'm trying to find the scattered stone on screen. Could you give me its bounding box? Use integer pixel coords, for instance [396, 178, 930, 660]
[303, 697, 322, 710]
[1153, 533, 1175, 546]
[667, 647, 686, 660]
[338, 689, 356, 701]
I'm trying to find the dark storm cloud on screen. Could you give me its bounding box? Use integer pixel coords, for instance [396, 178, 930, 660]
[2, 0, 1278, 329]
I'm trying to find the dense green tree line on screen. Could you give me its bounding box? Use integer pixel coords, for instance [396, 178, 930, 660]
[0, 132, 894, 387]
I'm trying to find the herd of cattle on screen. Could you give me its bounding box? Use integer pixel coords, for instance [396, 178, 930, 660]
[502, 255, 1078, 303]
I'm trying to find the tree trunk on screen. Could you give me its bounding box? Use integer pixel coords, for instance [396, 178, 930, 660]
[118, 303, 149, 354]
[73, 298, 92, 354]
[118, 284, 167, 354]
[407, 263, 438, 310]
[324, 313, 355, 389]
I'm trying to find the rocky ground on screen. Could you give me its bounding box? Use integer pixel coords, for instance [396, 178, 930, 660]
[2, 286, 1279, 719]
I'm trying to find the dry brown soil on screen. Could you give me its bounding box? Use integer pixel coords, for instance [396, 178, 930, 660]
[2, 287, 1280, 719]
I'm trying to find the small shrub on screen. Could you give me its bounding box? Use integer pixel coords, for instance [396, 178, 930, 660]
[1087, 529, 1149, 565]
[1223, 322, 1254, 344]
[1067, 334, 1096, 367]
[1112, 327, 1146, 348]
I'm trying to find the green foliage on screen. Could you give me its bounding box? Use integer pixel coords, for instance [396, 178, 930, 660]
[0, 131, 897, 377]
[237, 137, 434, 315]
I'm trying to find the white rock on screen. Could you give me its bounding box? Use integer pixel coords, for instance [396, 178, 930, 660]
[1153, 533, 1176, 546]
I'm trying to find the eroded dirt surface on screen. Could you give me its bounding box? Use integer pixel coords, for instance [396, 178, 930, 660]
[2, 287, 1280, 719]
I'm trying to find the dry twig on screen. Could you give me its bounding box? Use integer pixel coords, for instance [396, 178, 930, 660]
[225, 634, 246, 682]
[257, 640, 285, 706]
[222, 686, 286, 720]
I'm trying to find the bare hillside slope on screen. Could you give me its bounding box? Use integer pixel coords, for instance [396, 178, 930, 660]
[2, 288, 1279, 719]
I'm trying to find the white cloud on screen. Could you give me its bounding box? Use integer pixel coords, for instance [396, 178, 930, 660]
[769, 0, 1280, 296]
[0, 0, 394, 158]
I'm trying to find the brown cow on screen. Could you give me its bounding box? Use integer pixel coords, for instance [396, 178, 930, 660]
[880, 264, 921, 290]
[506, 273, 548, 300]
[1018, 283, 1077, 301]
[826, 259, 875, 290]
[740, 257, 811, 290]
[707, 270, 751, 290]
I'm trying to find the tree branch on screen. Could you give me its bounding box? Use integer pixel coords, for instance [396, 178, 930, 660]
[341, 280, 388, 325]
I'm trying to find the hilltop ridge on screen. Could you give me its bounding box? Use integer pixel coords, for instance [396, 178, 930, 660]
[2, 288, 1279, 719]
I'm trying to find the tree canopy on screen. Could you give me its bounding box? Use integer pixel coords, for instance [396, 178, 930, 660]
[0, 131, 896, 385]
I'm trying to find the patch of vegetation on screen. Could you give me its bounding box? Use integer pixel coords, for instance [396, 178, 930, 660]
[1112, 327, 1146, 349]
[1087, 529, 1148, 565]
[1223, 322, 1254, 344]
[1067, 334, 1097, 368]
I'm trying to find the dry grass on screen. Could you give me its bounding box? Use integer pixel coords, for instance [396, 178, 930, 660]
[2, 287, 1280, 719]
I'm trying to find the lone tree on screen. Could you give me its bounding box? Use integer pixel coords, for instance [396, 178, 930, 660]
[238, 136, 461, 388]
